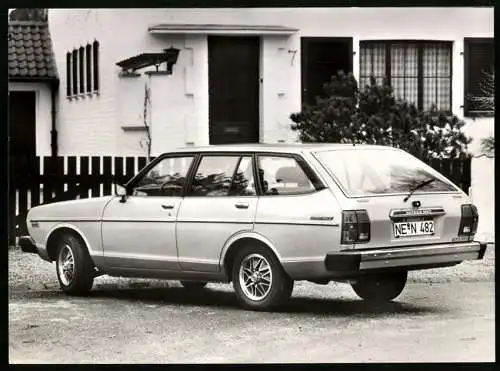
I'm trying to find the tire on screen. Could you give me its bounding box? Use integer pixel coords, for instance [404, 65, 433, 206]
[232, 244, 294, 311]
[179, 281, 207, 289]
[351, 271, 407, 303]
[55, 234, 94, 295]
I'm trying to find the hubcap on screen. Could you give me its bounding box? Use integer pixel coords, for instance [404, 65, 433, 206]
[239, 253, 273, 301]
[57, 244, 75, 286]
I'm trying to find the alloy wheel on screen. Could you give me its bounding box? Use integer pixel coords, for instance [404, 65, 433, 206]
[238, 253, 273, 301]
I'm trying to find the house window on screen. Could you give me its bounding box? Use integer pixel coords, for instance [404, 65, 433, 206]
[66, 52, 71, 97]
[72, 49, 78, 96]
[360, 41, 452, 112]
[66, 41, 100, 98]
[464, 38, 494, 117]
[79, 46, 85, 93]
[85, 44, 92, 93]
[93, 40, 100, 92]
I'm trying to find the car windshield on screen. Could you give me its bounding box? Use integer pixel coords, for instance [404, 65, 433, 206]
[314, 148, 458, 196]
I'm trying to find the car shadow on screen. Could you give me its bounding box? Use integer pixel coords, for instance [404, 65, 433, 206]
[83, 285, 446, 316]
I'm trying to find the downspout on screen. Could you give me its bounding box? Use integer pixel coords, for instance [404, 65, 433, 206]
[50, 80, 58, 157]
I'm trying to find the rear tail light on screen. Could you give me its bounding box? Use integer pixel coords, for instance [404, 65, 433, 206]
[458, 204, 479, 236]
[341, 210, 371, 244]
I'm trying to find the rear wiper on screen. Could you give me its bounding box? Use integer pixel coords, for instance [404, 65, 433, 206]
[403, 178, 435, 202]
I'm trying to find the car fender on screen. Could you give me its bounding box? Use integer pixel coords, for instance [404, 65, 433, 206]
[45, 222, 96, 256]
[219, 230, 282, 269]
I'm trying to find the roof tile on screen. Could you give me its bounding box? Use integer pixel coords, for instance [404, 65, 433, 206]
[8, 21, 58, 80]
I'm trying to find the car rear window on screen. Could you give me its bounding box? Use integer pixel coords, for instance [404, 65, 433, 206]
[314, 148, 458, 196]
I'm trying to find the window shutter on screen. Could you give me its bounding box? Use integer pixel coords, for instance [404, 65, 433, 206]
[465, 38, 494, 115]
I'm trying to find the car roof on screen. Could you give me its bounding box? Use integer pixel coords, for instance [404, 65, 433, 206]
[165, 143, 395, 154]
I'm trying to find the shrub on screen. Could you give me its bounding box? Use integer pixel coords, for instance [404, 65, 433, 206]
[290, 71, 472, 161]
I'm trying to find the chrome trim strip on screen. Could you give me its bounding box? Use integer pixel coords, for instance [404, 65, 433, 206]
[31, 218, 102, 222]
[176, 220, 251, 224]
[255, 222, 340, 227]
[341, 242, 480, 260]
[389, 207, 446, 218]
[102, 219, 176, 223]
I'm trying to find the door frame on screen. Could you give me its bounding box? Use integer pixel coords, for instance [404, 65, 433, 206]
[207, 36, 261, 145]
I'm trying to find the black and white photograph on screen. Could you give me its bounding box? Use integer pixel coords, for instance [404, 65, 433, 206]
[7, 4, 494, 364]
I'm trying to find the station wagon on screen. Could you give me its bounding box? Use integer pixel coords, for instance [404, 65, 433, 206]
[19, 144, 487, 310]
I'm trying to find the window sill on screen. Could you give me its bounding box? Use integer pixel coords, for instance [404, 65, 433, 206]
[66, 90, 100, 100]
[144, 71, 171, 76]
[119, 71, 141, 78]
[121, 125, 147, 131]
[464, 111, 495, 118]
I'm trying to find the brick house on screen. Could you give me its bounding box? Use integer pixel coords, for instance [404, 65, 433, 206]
[9, 7, 495, 241]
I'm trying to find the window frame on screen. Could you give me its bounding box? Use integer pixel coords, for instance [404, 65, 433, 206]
[185, 152, 257, 198]
[464, 37, 494, 118]
[359, 40, 453, 113]
[255, 152, 326, 197]
[126, 153, 198, 198]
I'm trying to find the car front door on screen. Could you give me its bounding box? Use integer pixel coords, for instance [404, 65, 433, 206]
[176, 154, 258, 272]
[101, 155, 195, 270]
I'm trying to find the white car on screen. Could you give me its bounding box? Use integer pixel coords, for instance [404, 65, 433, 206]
[19, 144, 487, 310]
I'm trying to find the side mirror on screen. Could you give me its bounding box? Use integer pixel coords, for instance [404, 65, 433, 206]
[114, 182, 128, 203]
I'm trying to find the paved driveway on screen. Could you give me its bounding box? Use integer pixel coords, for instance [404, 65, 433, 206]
[9, 280, 495, 363]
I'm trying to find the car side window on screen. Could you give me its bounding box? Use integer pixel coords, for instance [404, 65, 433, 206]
[228, 156, 256, 196]
[133, 156, 194, 197]
[190, 156, 240, 196]
[257, 156, 316, 196]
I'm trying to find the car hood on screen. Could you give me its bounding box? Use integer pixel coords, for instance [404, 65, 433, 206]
[27, 196, 116, 222]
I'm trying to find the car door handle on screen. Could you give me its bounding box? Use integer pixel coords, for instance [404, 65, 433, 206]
[235, 202, 249, 209]
[161, 204, 175, 210]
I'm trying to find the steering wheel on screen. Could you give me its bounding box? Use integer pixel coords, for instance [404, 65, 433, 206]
[160, 182, 181, 196]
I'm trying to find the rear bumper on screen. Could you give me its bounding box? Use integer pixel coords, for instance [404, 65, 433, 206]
[325, 241, 487, 273]
[18, 236, 37, 254]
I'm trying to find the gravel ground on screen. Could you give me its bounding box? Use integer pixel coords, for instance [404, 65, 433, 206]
[8, 243, 495, 292]
[8, 245, 495, 363]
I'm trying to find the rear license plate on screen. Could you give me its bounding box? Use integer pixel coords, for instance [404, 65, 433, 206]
[393, 220, 434, 237]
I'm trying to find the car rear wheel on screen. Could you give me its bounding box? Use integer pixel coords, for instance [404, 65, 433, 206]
[232, 245, 294, 311]
[55, 234, 94, 295]
[351, 271, 407, 302]
[179, 281, 207, 289]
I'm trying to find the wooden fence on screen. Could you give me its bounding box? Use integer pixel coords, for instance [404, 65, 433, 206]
[8, 154, 472, 246]
[9, 155, 154, 245]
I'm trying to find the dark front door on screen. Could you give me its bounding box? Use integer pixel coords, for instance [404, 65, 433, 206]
[301, 37, 353, 106]
[208, 36, 260, 144]
[9, 91, 36, 159]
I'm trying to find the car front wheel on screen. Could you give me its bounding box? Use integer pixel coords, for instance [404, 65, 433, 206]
[55, 234, 94, 295]
[351, 271, 407, 302]
[232, 245, 294, 311]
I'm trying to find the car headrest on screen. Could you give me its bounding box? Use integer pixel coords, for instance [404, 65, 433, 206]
[275, 166, 309, 186]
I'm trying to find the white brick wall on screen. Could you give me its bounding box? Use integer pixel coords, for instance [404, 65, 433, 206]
[48, 7, 493, 156]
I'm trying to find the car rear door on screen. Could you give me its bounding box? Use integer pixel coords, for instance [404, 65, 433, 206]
[253, 153, 342, 268]
[176, 153, 257, 272]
